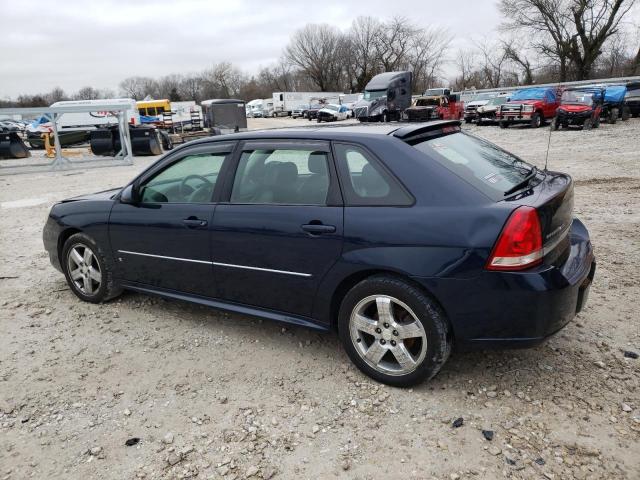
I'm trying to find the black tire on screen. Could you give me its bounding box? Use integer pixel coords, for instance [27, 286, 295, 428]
[551, 117, 560, 130]
[464, 118, 472, 124]
[594, 116, 601, 128]
[530, 112, 542, 128]
[499, 121, 509, 129]
[583, 118, 593, 130]
[338, 275, 451, 387]
[621, 106, 630, 121]
[608, 108, 618, 124]
[62, 233, 122, 304]
[381, 112, 388, 122]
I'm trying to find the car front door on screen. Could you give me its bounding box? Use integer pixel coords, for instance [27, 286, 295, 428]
[211, 140, 343, 317]
[109, 142, 236, 297]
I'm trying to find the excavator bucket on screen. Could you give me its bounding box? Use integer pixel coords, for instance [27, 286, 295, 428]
[130, 126, 162, 156]
[0, 132, 31, 159]
[90, 129, 115, 156]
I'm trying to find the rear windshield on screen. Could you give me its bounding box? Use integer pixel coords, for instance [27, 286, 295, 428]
[410, 132, 537, 200]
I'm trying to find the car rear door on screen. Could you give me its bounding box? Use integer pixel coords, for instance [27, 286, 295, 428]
[109, 142, 236, 297]
[211, 139, 343, 317]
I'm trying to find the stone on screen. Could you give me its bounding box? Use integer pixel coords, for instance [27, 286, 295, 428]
[245, 465, 259, 477]
[593, 361, 606, 369]
[482, 430, 494, 441]
[89, 446, 102, 456]
[123, 408, 132, 416]
[452, 417, 464, 428]
[167, 452, 181, 466]
[622, 403, 632, 412]
[488, 446, 502, 456]
[341, 459, 351, 471]
[162, 432, 174, 444]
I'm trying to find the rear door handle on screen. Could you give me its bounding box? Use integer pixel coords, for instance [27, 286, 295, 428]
[183, 217, 208, 228]
[302, 224, 336, 234]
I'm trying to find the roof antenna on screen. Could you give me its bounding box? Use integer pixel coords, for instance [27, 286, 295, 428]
[543, 83, 561, 173]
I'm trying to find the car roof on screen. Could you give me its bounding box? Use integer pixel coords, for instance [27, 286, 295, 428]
[184, 120, 461, 146]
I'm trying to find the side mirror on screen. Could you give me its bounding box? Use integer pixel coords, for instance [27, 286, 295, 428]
[120, 184, 139, 204]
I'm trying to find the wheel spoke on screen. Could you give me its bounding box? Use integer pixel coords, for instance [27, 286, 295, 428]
[70, 248, 83, 266]
[395, 320, 423, 340]
[364, 341, 386, 365]
[352, 313, 378, 336]
[83, 275, 93, 294]
[376, 297, 394, 324]
[70, 268, 83, 281]
[83, 247, 93, 264]
[391, 343, 417, 370]
[88, 267, 101, 283]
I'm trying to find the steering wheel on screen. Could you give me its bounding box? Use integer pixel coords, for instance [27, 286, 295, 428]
[179, 174, 213, 201]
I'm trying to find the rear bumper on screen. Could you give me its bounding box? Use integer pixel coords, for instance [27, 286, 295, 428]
[413, 218, 595, 349]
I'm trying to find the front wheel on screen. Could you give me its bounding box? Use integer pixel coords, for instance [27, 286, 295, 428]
[338, 275, 451, 387]
[499, 121, 509, 129]
[62, 233, 122, 303]
[530, 112, 542, 128]
[551, 117, 560, 130]
[583, 118, 593, 130]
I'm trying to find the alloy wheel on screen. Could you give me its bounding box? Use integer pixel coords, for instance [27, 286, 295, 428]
[67, 244, 102, 295]
[349, 295, 427, 376]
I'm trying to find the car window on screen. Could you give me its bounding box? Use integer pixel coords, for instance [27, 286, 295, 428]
[409, 132, 537, 201]
[230, 148, 330, 205]
[333, 143, 413, 206]
[139, 153, 227, 203]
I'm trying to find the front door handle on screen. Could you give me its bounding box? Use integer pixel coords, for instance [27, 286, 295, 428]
[183, 217, 208, 228]
[302, 223, 336, 234]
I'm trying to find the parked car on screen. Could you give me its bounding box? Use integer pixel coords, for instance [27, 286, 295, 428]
[305, 104, 324, 121]
[43, 120, 595, 387]
[317, 104, 350, 122]
[476, 96, 510, 124]
[625, 82, 640, 117]
[0, 121, 20, 133]
[497, 87, 560, 128]
[552, 88, 603, 130]
[463, 92, 497, 123]
[599, 85, 630, 124]
[353, 71, 412, 122]
[292, 105, 309, 118]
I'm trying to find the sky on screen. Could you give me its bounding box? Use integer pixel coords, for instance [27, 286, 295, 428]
[1, 0, 504, 98]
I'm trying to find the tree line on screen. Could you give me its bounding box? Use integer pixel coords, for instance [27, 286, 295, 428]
[2, 1, 638, 108]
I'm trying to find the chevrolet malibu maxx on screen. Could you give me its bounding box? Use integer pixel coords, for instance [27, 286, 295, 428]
[43, 121, 595, 386]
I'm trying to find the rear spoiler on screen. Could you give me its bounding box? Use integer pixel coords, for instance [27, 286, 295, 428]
[391, 120, 461, 143]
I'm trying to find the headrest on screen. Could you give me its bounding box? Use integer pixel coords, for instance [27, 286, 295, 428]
[308, 153, 327, 174]
[277, 162, 298, 184]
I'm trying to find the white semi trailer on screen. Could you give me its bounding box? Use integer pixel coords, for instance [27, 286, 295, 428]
[272, 91, 343, 116]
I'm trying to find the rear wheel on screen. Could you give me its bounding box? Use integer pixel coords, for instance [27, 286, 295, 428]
[621, 106, 630, 121]
[62, 233, 122, 303]
[608, 108, 618, 124]
[338, 275, 451, 387]
[594, 116, 601, 128]
[499, 121, 509, 129]
[583, 118, 593, 130]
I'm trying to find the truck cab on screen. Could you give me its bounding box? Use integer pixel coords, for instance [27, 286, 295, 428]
[497, 87, 559, 128]
[353, 71, 412, 122]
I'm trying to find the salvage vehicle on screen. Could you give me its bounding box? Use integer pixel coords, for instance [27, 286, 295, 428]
[43, 120, 595, 387]
[404, 96, 441, 122]
[476, 96, 510, 124]
[600, 85, 630, 123]
[317, 104, 350, 122]
[552, 88, 603, 130]
[272, 92, 342, 117]
[305, 104, 324, 121]
[292, 105, 308, 118]
[497, 87, 560, 128]
[353, 71, 412, 122]
[463, 92, 496, 123]
[625, 82, 640, 117]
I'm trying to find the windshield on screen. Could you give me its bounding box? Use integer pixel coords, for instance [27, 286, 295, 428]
[511, 88, 548, 101]
[423, 88, 445, 96]
[325, 105, 339, 111]
[474, 93, 495, 101]
[363, 89, 387, 100]
[310, 104, 323, 109]
[561, 91, 593, 105]
[410, 132, 537, 201]
[416, 98, 439, 107]
[487, 97, 508, 106]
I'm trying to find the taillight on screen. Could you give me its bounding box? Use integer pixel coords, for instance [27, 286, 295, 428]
[486, 206, 543, 271]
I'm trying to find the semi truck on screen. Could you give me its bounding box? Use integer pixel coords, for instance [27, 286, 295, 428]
[353, 71, 413, 122]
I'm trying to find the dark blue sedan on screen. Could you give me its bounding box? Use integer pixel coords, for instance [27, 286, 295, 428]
[43, 120, 595, 386]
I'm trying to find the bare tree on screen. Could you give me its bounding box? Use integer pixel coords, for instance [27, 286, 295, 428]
[348, 17, 384, 91]
[285, 24, 346, 91]
[74, 86, 100, 100]
[502, 42, 535, 84]
[476, 39, 511, 87]
[119, 76, 159, 99]
[407, 26, 452, 92]
[500, 0, 637, 80]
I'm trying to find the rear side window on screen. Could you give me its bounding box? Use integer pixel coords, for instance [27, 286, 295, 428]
[333, 143, 413, 206]
[409, 132, 535, 200]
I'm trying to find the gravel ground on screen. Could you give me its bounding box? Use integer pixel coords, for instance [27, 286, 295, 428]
[1, 117, 639, 480]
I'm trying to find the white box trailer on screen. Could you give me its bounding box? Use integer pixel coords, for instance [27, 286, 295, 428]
[272, 91, 343, 116]
[49, 98, 140, 130]
[169, 101, 201, 125]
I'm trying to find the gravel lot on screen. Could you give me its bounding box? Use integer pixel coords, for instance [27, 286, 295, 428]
[1, 117, 639, 480]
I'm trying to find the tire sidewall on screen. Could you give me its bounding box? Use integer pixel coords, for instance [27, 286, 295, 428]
[62, 233, 113, 303]
[338, 276, 450, 387]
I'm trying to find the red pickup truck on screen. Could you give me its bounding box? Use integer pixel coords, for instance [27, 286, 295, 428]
[497, 87, 560, 128]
